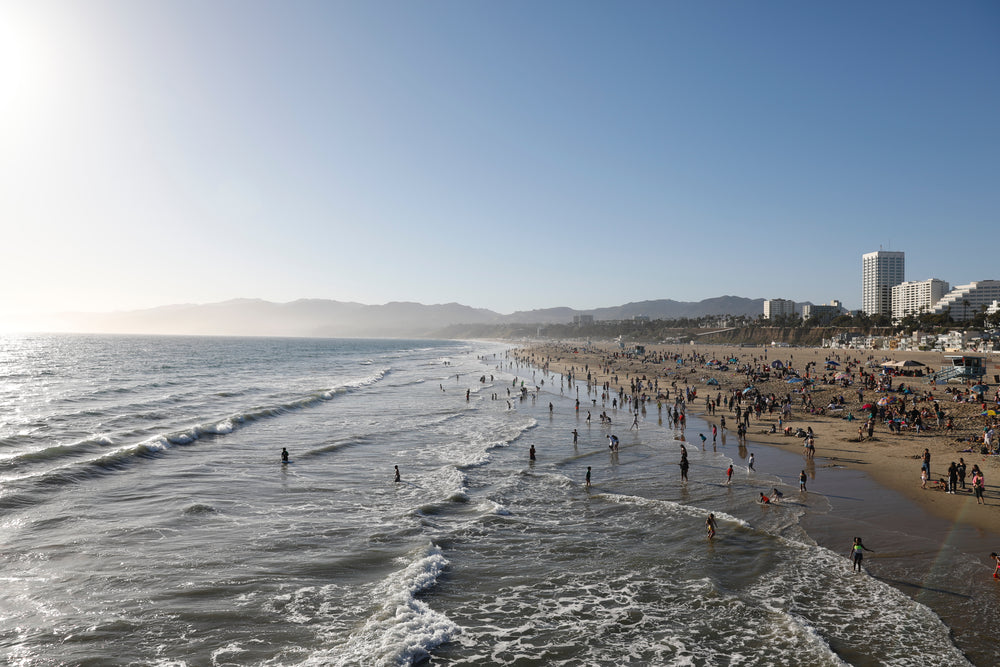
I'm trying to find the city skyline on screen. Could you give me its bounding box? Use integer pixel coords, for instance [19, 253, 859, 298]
[2, 2, 997, 331]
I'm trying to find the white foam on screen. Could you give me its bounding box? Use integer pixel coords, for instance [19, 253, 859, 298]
[307, 544, 459, 666]
[600, 492, 752, 529]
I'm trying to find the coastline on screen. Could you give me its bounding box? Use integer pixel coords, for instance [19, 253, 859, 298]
[512, 340, 1000, 664]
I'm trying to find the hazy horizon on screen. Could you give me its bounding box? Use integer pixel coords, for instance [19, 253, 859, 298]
[2, 1, 997, 331]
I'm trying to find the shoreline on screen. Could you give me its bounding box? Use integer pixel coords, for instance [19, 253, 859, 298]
[511, 340, 1000, 664]
[513, 340, 1000, 537]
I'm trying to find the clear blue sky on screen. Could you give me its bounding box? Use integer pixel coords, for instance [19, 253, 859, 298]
[1, 0, 997, 326]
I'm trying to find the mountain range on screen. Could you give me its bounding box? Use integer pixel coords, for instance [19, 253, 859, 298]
[41, 296, 768, 337]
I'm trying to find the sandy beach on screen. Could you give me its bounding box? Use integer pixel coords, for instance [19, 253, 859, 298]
[514, 341, 1000, 536]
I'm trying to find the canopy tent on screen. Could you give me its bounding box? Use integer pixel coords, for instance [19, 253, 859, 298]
[883, 359, 926, 369]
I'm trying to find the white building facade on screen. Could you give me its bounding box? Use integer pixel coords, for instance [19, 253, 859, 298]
[891, 279, 950, 321]
[862, 250, 905, 317]
[802, 300, 845, 322]
[932, 281, 1000, 320]
[764, 298, 797, 320]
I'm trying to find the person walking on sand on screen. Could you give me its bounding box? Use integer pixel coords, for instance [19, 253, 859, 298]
[973, 467, 985, 504]
[850, 537, 874, 573]
[706, 514, 717, 539]
[921, 466, 928, 489]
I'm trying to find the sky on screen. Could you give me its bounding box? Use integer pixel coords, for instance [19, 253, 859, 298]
[1, 0, 997, 328]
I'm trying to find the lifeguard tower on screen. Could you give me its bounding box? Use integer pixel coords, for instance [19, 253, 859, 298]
[934, 356, 986, 383]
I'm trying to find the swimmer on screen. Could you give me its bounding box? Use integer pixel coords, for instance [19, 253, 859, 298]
[850, 537, 874, 573]
[281, 447, 289, 463]
[706, 514, 717, 539]
[771, 487, 784, 503]
[394, 465, 400, 483]
[758, 492, 770, 504]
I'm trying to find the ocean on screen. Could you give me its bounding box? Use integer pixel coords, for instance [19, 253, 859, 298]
[0, 334, 992, 666]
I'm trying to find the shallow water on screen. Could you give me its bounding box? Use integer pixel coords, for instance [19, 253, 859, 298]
[0, 335, 991, 665]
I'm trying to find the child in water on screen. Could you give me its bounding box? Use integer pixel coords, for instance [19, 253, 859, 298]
[850, 537, 874, 572]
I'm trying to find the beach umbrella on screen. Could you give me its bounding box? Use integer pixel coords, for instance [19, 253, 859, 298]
[987, 409, 997, 417]
[707, 378, 720, 386]
[834, 372, 851, 381]
[728, 358, 739, 363]
[877, 397, 890, 406]
[771, 361, 784, 368]
[742, 387, 756, 394]
[861, 403, 873, 410]
[786, 377, 804, 383]
[971, 385, 988, 393]
[896, 359, 926, 368]
[826, 361, 840, 367]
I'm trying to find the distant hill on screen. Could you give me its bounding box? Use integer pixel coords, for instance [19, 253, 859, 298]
[41, 296, 767, 337]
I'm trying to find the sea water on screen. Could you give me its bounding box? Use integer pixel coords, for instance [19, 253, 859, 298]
[0, 334, 988, 665]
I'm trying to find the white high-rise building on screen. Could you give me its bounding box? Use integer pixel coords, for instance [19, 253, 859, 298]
[891, 279, 949, 321]
[862, 251, 905, 317]
[763, 298, 796, 320]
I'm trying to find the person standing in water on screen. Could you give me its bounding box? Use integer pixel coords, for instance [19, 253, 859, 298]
[799, 470, 807, 492]
[748, 452, 756, 472]
[281, 448, 289, 463]
[726, 465, 734, 485]
[850, 537, 874, 573]
[394, 465, 400, 482]
[585, 466, 592, 488]
[529, 445, 536, 460]
[706, 514, 717, 539]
